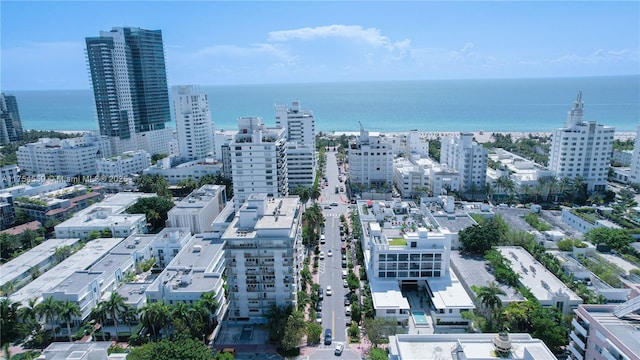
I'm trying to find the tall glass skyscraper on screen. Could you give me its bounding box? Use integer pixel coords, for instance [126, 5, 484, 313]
[85, 27, 170, 141]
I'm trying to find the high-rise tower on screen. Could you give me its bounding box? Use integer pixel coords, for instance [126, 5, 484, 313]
[173, 85, 214, 161]
[0, 93, 23, 143]
[86, 27, 171, 155]
[548, 92, 614, 193]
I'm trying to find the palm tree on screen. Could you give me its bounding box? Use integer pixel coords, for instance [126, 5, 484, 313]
[475, 282, 506, 315]
[120, 305, 138, 334]
[292, 186, 310, 207]
[198, 291, 218, 329]
[140, 301, 169, 341]
[35, 296, 62, 341]
[18, 298, 39, 333]
[103, 292, 127, 342]
[170, 302, 192, 330]
[58, 300, 81, 342]
[89, 302, 107, 341]
[309, 186, 321, 203]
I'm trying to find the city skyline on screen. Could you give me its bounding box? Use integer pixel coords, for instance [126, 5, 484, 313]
[2, 1, 639, 90]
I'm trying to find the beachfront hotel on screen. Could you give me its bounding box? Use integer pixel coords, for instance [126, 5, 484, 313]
[173, 85, 215, 161]
[348, 124, 394, 188]
[85, 27, 173, 156]
[548, 92, 615, 193]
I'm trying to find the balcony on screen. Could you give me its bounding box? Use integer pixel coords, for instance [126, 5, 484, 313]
[568, 343, 584, 360]
[572, 318, 589, 338]
[569, 331, 586, 350]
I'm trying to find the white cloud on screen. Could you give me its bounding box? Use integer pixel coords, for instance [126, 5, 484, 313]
[268, 24, 410, 51]
[188, 43, 288, 59]
[549, 48, 639, 64]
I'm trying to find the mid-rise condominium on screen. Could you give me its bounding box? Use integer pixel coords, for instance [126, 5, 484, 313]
[173, 85, 214, 161]
[85, 27, 172, 156]
[630, 124, 640, 185]
[275, 101, 317, 189]
[223, 194, 303, 322]
[230, 117, 288, 208]
[440, 132, 487, 194]
[348, 124, 394, 188]
[548, 92, 615, 193]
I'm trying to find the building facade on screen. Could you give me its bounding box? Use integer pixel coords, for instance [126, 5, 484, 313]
[0, 93, 23, 144]
[548, 92, 615, 193]
[223, 194, 303, 322]
[348, 125, 394, 188]
[630, 124, 640, 185]
[440, 132, 487, 194]
[230, 117, 288, 208]
[96, 150, 151, 178]
[85, 27, 171, 155]
[173, 85, 214, 161]
[168, 184, 227, 234]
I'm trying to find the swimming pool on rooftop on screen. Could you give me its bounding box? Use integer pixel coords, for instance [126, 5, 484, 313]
[411, 310, 428, 325]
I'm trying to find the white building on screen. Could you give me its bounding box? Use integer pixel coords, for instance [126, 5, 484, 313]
[143, 157, 222, 185]
[356, 200, 475, 330]
[275, 101, 315, 148]
[96, 149, 151, 178]
[497, 246, 582, 315]
[393, 158, 430, 199]
[388, 333, 557, 360]
[630, 124, 640, 185]
[0, 164, 19, 189]
[230, 117, 288, 208]
[173, 85, 214, 161]
[548, 92, 615, 193]
[286, 142, 317, 190]
[214, 130, 236, 179]
[406, 130, 429, 157]
[348, 125, 394, 188]
[440, 132, 487, 194]
[223, 194, 303, 323]
[16, 133, 107, 176]
[145, 235, 227, 321]
[168, 184, 227, 234]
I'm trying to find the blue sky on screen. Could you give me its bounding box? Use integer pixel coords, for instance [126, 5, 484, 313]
[2, 1, 639, 90]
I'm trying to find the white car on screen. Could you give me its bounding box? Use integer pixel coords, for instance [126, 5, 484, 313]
[326, 285, 332, 296]
[334, 343, 344, 356]
[327, 249, 333, 257]
[343, 279, 348, 288]
[319, 251, 324, 260]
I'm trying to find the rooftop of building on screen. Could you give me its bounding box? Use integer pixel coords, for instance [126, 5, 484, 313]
[369, 279, 411, 310]
[388, 333, 557, 360]
[450, 250, 526, 304]
[9, 238, 124, 305]
[224, 195, 300, 239]
[110, 233, 155, 255]
[497, 246, 582, 302]
[428, 271, 475, 310]
[0, 238, 81, 287]
[115, 281, 151, 307]
[38, 341, 116, 360]
[55, 212, 146, 229]
[578, 303, 640, 356]
[72, 192, 154, 217]
[0, 220, 42, 236]
[170, 184, 225, 211]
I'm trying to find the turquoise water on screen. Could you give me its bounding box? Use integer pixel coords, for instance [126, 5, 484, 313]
[7, 76, 640, 133]
[411, 310, 428, 325]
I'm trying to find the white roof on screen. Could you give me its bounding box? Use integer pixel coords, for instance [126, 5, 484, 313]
[428, 271, 475, 310]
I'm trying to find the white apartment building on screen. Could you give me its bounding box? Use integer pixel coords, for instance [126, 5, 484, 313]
[223, 194, 303, 323]
[0, 164, 19, 189]
[406, 130, 429, 157]
[569, 285, 640, 360]
[440, 132, 487, 193]
[230, 117, 288, 208]
[17, 133, 107, 176]
[143, 157, 222, 185]
[275, 101, 315, 148]
[96, 149, 151, 178]
[357, 200, 474, 330]
[173, 85, 214, 161]
[548, 92, 615, 193]
[286, 142, 316, 190]
[145, 235, 227, 321]
[348, 125, 394, 188]
[393, 158, 430, 199]
[214, 130, 236, 180]
[630, 124, 640, 184]
[168, 184, 227, 234]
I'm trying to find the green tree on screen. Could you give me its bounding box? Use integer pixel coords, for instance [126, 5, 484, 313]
[474, 282, 505, 320]
[362, 317, 398, 348]
[265, 304, 292, 346]
[369, 347, 389, 360]
[139, 301, 169, 341]
[89, 302, 108, 341]
[103, 292, 127, 342]
[126, 196, 175, 231]
[58, 300, 81, 342]
[126, 336, 211, 360]
[1, 298, 21, 346]
[459, 217, 508, 254]
[306, 322, 322, 345]
[35, 296, 62, 341]
[584, 228, 633, 253]
[281, 310, 306, 351]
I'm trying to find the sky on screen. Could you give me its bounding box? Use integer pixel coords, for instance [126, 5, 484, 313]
[1, 1, 639, 90]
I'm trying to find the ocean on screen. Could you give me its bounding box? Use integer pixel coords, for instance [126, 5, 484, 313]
[7, 75, 640, 134]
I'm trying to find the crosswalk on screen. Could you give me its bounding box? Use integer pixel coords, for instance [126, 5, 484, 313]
[325, 213, 341, 217]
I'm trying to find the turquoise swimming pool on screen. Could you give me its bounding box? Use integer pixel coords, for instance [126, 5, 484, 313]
[411, 310, 428, 325]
